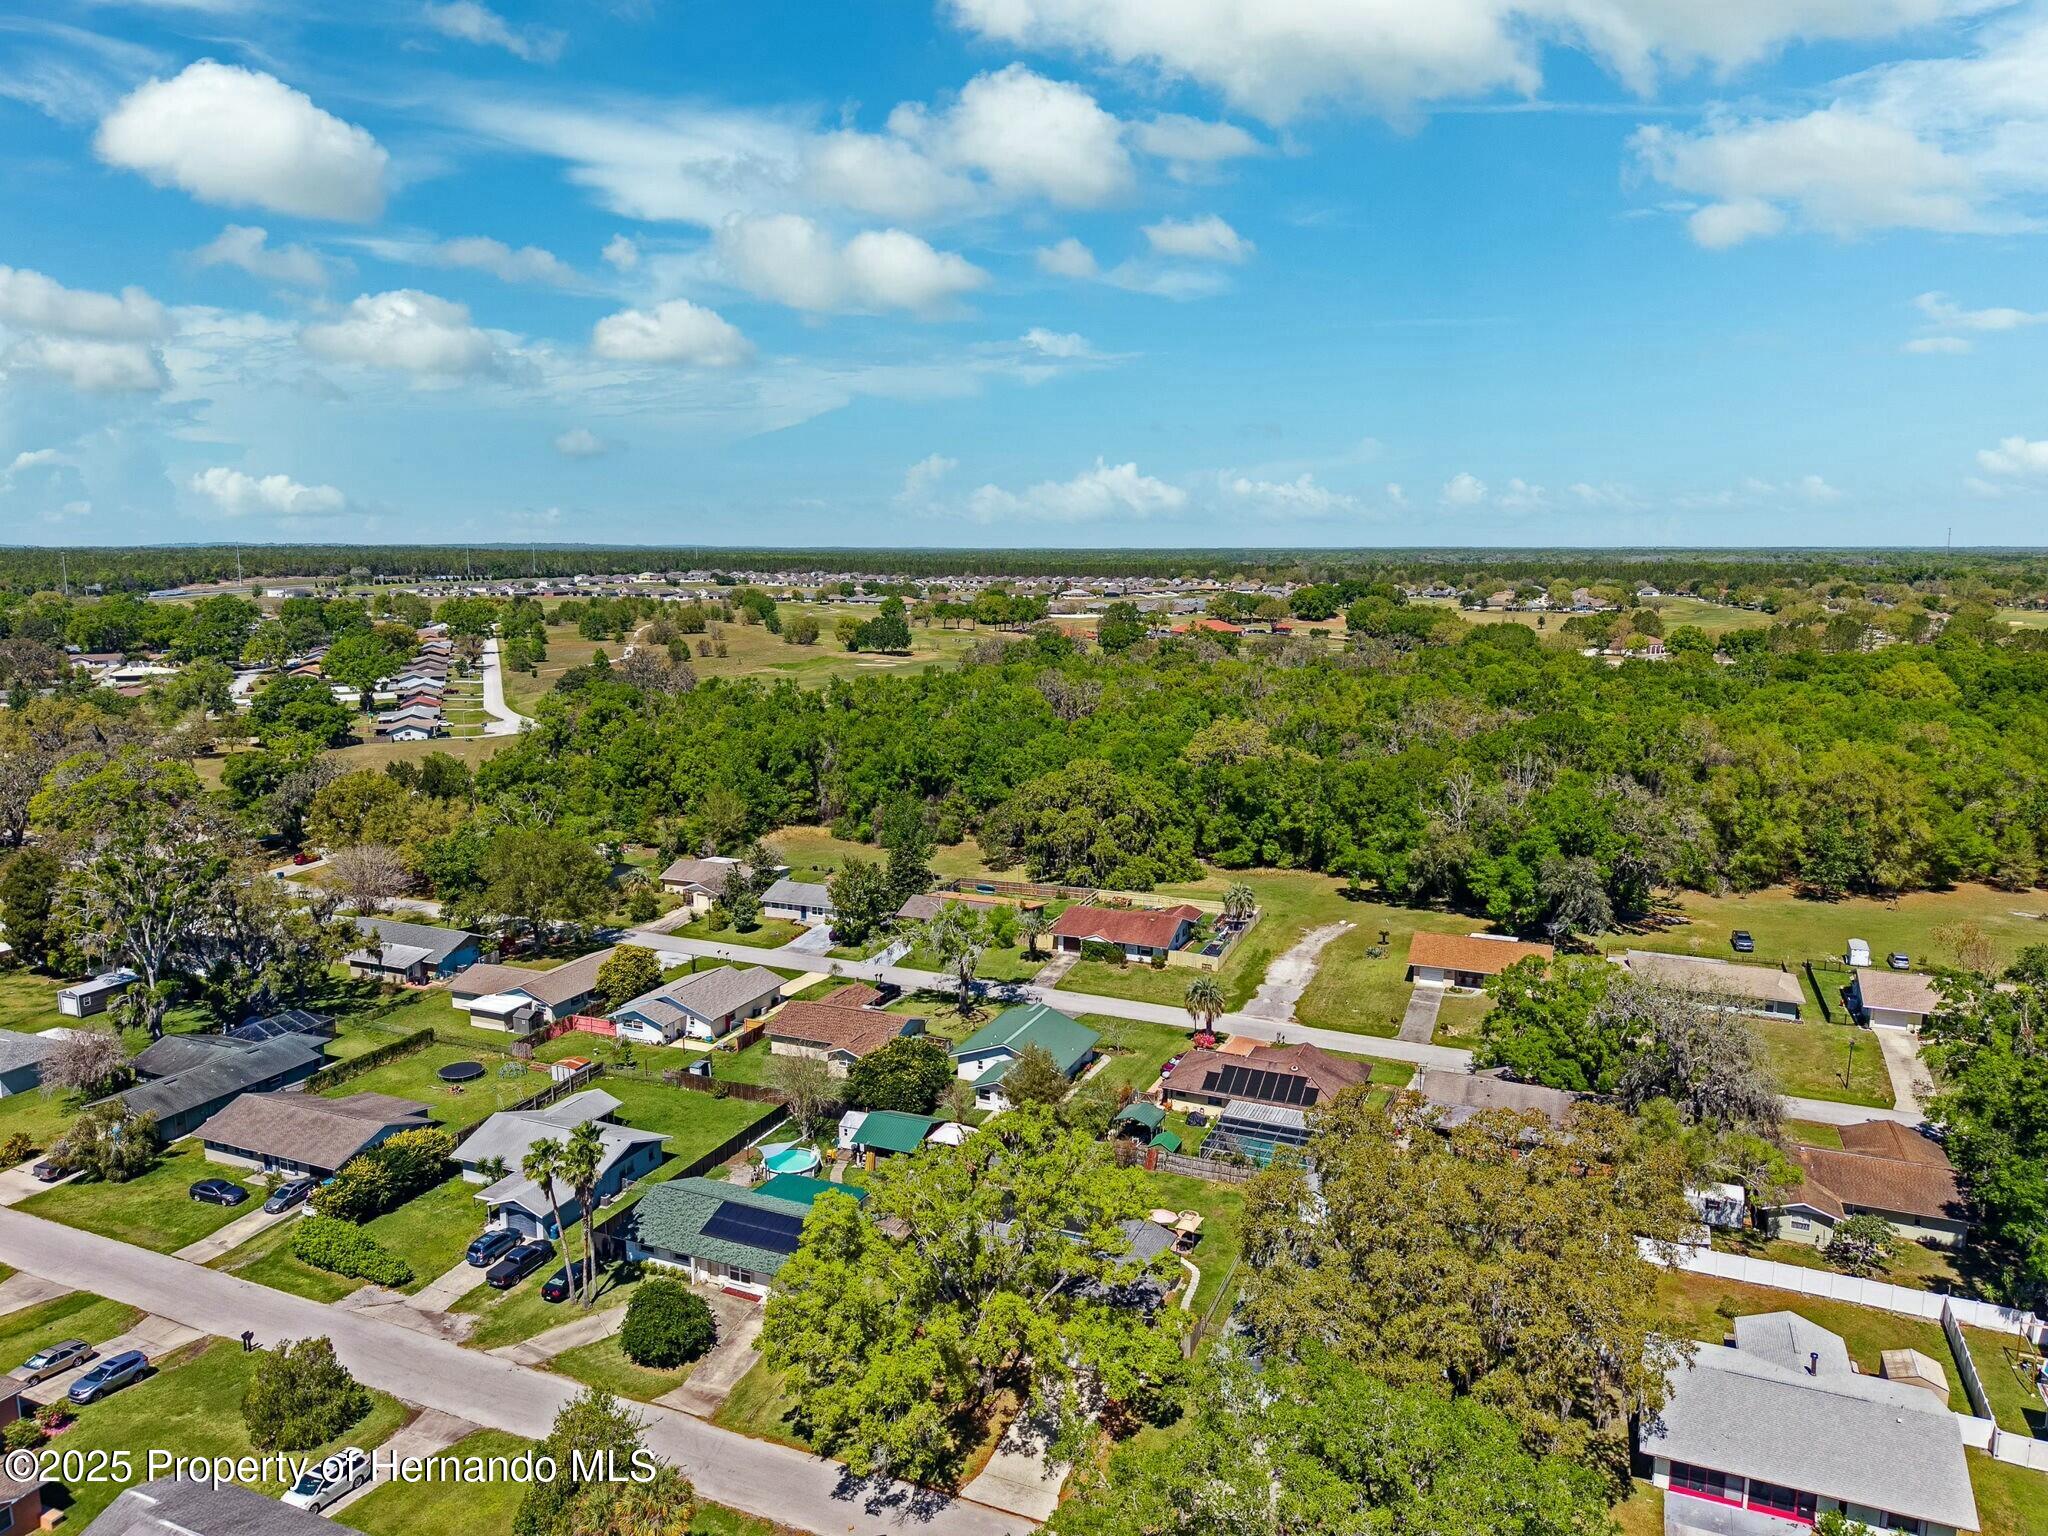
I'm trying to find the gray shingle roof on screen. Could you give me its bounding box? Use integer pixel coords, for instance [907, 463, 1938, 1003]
[476, 1117, 665, 1215]
[629, 1176, 827, 1277]
[1414, 1068, 1579, 1128]
[116, 1036, 325, 1123]
[450, 947, 613, 1010]
[762, 878, 832, 911]
[1638, 1313, 1978, 1530]
[612, 966, 783, 1031]
[349, 916, 478, 968]
[1621, 950, 1806, 1009]
[193, 1091, 429, 1172]
[84, 1478, 367, 1536]
[450, 1088, 621, 1167]
[0, 1030, 62, 1075]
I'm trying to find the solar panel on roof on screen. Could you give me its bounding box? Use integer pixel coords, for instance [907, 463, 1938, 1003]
[702, 1202, 807, 1256]
[227, 1009, 333, 1043]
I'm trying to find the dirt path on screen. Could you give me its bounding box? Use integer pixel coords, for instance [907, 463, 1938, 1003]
[1239, 923, 1352, 1024]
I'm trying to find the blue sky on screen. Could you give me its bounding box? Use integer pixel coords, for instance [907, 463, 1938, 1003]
[4, 1, 2048, 548]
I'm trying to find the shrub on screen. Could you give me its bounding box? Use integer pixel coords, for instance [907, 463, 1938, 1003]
[311, 1126, 454, 1222]
[1081, 939, 1125, 966]
[242, 1336, 372, 1451]
[293, 1215, 415, 1287]
[1825, 1214, 1900, 1277]
[620, 1279, 715, 1368]
[3, 1418, 45, 1451]
[0, 1131, 33, 1164]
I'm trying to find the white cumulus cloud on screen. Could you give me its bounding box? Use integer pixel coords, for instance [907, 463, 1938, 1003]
[1036, 237, 1099, 279]
[1977, 435, 2048, 476]
[1915, 292, 2048, 332]
[553, 427, 608, 458]
[194, 225, 331, 289]
[602, 235, 640, 271]
[1222, 472, 1356, 515]
[1143, 214, 1254, 263]
[897, 453, 959, 506]
[714, 215, 986, 316]
[2, 336, 165, 393]
[590, 298, 752, 366]
[1441, 471, 1488, 506]
[96, 61, 388, 222]
[301, 290, 500, 375]
[0, 264, 166, 338]
[966, 459, 1185, 523]
[190, 465, 346, 517]
[910, 64, 1133, 207]
[1133, 114, 1264, 179]
[1020, 328, 1090, 357]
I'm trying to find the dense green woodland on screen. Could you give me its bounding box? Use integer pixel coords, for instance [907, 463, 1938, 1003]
[483, 622, 2048, 929]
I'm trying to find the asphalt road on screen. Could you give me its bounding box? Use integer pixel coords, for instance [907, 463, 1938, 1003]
[618, 926, 1920, 1124]
[0, 1210, 1033, 1536]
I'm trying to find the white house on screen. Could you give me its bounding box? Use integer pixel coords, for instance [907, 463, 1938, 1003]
[609, 966, 785, 1047]
[761, 879, 835, 924]
[1850, 968, 1943, 1032]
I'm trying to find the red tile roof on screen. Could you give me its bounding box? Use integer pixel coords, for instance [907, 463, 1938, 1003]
[1049, 903, 1201, 950]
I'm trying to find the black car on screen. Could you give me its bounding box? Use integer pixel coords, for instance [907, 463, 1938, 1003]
[465, 1227, 521, 1268]
[264, 1177, 316, 1214]
[540, 1260, 591, 1303]
[485, 1241, 554, 1289]
[189, 1178, 248, 1207]
[1730, 930, 1756, 953]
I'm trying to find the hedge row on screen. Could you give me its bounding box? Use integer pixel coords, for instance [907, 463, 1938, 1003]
[292, 1215, 415, 1288]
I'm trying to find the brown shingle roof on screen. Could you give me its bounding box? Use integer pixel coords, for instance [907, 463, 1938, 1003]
[451, 947, 613, 1009]
[193, 1091, 430, 1173]
[1839, 1120, 1952, 1167]
[1413, 1067, 1580, 1127]
[1049, 903, 1201, 950]
[1853, 969, 1943, 1017]
[816, 982, 881, 1007]
[1158, 1041, 1371, 1108]
[1621, 950, 1805, 1008]
[1407, 931, 1554, 976]
[1790, 1141, 1965, 1226]
[767, 1001, 908, 1058]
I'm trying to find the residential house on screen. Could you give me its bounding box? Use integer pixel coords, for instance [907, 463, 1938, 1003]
[839, 1108, 942, 1164]
[373, 707, 442, 742]
[83, 1478, 370, 1536]
[193, 1091, 430, 1177]
[57, 967, 140, 1018]
[1047, 903, 1202, 961]
[1772, 1120, 1970, 1249]
[1638, 1312, 1978, 1534]
[448, 948, 614, 1030]
[760, 878, 835, 924]
[0, 1030, 61, 1099]
[609, 965, 785, 1047]
[894, 892, 948, 924]
[623, 1174, 860, 1298]
[345, 917, 482, 984]
[452, 1090, 665, 1237]
[0, 1456, 38, 1536]
[655, 855, 763, 912]
[1158, 1040, 1372, 1115]
[1405, 932, 1554, 988]
[1620, 950, 1804, 1019]
[766, 985, 922, 1075]
[113, 1033, 326, 1139]
[951, 1002, 1099, 1111]
[1413, 1066, 1580, 1128]
[1850, 969, 1944, 1032]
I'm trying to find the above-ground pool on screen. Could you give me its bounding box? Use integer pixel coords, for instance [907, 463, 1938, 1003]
[760, 1142, 821, 1176]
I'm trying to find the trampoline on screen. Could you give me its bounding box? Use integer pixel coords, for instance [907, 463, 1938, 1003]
[759, 1142, 822, 1177]
[437, 1060, 486, 1084]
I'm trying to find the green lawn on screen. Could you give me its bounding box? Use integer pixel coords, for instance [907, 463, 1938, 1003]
[216, 1174, 486, 1301]
[0, 1292, 142, 1377]
[41, 1339, 410, 1528]
[765, 825, 1000, 885]
[0, 1077, 85, 1153]
[1969, 1449, 2048, 1536]
[899, 941, 1049, 983]
[1431, 992, 1493, 1048]
[1749, 1016, 1894, 1107]
[712, 1358, 810, 1450]
[1084, 1019, 1192, 1099]
[454, 1259, 642, 1351]
[319, 1042, 541, 1129]
[0, 970, 62, 1032]
[709, 1039, 778, 1087]
[1783, 1119, 1845, 1149]
[600, 1078, 780, 1174]
[20, 1143, 261, 1252]
[1711, 1229, 1964, 1294]
[1136, 1170, 1245, 1320]
[549, 1331, 698, 1402]
[683, 918, 808, 949]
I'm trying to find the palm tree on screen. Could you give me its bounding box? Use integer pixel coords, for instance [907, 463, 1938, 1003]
[1221, 883, 1257, 926]
[1184, 974, 1226, 1035]
[560, 1120, 606, 1308]
[520, 1138, 568, 1270]
[1017, 909, 1049, 959]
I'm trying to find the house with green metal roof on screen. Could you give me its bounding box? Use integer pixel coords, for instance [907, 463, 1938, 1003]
[951, 1003, 1100, 1111]
[619, 1175, 858, 1297]
[838, 1108, 939, 1159]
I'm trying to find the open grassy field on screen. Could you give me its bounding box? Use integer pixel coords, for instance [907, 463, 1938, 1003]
[41, 1339, 411, 1528]
[1998, 607, 2048, 630]
[764, 825, 1006, 884]
[20, 1143, 260, 1252]
[0, 1291, 142, 1377]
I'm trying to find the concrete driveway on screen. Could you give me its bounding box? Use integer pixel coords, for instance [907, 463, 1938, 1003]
[0, 1158, 77, 1209]
[1873, 1027, 1935, 1118]
[174, 1201, 293, 1263]
[657, 1288, 762, 1418]
[408, 1258, 485, 1313]
[328, 1408, 479, 1514]
[19, 1314, 206, 1406]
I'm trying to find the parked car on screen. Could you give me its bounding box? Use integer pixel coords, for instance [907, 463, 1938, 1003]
[541, 1260, 592, 1303]
[12, 1338, 95, 1385]
[264, 1177, 316, 1214]
[1887, 952, 1912, 970]
[29, 1159, 67, 1183]
[69, 1350, 147, 1404]
[281, 1448, 370, 1513]
[291, 851, 318, 866]
[1730, 930, 1755, 953]
[465, 1227, 521, 1268]
[189, 1178, 248, 1207]
[485, 1240, 554, 1290]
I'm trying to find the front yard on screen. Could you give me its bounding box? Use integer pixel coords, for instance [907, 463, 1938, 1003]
[1748, 1015, 1894, 1107]
[214, 1173, 486, 1302]
[19, 1143, 259, 1253]
[681, 917, 808, 949]
[0, 1291, 141, 1377]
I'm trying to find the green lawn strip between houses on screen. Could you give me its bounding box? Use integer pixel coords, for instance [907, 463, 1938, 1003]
[18, 1143, 258, 1253]
[453, 1263, 644, 1352]
[0, 1292, 142, 1377]
[213, 1174, 486, 1302]
[39, 1339, 410, 1529]
[547, 1331, 697, 1403]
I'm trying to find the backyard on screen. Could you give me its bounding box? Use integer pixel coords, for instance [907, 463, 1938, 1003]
[0, 1291, 141, 1378]
[317, 1041, 545, 1130]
